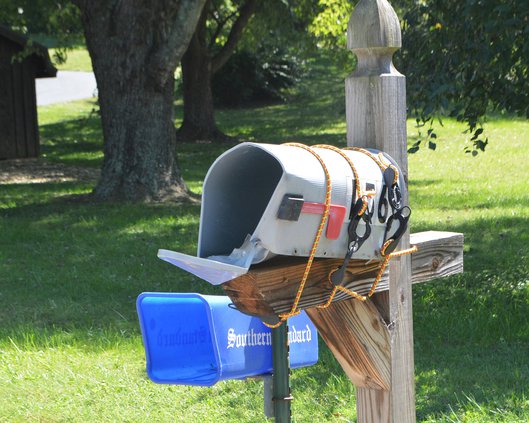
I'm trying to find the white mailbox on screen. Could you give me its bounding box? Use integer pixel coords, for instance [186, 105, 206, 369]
[159, 142, 406, 285]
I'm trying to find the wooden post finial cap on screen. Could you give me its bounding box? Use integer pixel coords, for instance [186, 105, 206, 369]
[347, 0, 401, 51]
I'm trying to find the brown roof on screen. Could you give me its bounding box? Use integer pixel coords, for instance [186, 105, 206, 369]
[0, 25, 57, 78]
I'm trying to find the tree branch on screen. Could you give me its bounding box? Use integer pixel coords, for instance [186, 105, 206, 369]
[208, 8, 239, 50]
[147, 0, 207, 91]
[211, 0, 257, 75]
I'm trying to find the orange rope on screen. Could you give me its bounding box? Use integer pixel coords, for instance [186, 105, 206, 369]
[311, 144, 378, 305]
[313, 144, 362, 202]
[344, 147, 386, 169]
[345, 147, 400, 185]
[313, 145, 380, 217]
[317, 147, 415, 309]
[263, 143, 332, 328]
[317, 241, 417, 308]
[367, 242, 418, 297]
[262, 143, 416, 323]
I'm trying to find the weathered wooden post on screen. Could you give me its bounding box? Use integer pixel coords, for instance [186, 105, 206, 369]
[347, 0, 413, 420]
[307, 1, 414, 420]
[221, 1, 463, 421]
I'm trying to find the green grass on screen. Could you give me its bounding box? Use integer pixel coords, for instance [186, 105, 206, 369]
[38, 100, 103, 169]
[1, 57, 528, 421]
[49, 47, 93, 72]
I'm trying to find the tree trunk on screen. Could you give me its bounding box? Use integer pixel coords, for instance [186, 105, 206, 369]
[73, 0, 206, 201]
[178, 29, 225, 142]
[177, 0, 257, 142]
[95, 71, 187, 201]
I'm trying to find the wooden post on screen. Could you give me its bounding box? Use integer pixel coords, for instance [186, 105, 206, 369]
[346, 0, 414, 421]
[219, 1, 464, 420]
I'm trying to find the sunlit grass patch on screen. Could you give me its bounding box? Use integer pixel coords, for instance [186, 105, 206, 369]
[50, 47, 93, 72]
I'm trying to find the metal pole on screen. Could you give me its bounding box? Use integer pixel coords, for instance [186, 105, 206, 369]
[272, 323, 291, 422]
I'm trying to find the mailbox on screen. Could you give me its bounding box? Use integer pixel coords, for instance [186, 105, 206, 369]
[158, 142, 405, 285]
[137, 293, 318, 386]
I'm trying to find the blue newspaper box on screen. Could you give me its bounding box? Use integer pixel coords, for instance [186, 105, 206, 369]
[137, 293, 318, 386]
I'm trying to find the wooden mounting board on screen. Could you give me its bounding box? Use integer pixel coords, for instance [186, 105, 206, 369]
[222, 231, 463, 320]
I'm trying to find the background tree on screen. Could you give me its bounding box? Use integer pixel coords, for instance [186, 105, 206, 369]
[399, 0, 529, 154]
[177, 0, 257, 142]
[72, 0, 206, 201]
[178, 0, 327, 142]
[209, 0, 323, 107]
[308, 0, 529, 153]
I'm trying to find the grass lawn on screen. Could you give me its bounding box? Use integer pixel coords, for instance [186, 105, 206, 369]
[1, 57, 528, 422]
[49, 47, 93, 72]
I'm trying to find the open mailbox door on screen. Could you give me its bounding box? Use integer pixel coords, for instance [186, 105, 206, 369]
[157, 249, 249, 286]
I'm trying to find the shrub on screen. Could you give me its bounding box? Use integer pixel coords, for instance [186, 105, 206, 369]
[212, 47, 304, 107]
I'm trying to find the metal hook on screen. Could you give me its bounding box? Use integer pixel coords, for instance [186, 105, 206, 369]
[378, 184, 389, 223]
[383, 206, 411, 255]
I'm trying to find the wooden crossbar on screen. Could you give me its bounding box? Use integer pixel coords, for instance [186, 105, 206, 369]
[222, 231, 463, 319]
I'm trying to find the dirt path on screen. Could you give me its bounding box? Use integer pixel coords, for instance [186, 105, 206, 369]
[0, 158, 99, 185]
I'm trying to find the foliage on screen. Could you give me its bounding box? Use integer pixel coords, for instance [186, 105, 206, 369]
[212, 45, 304, 107]
[1, 0, 80, 36]
[0, 0, 82, 65]
[399, 0, 529, 154]
[241, 0, 319, 50]
[304, 0, 529, 154]
[308, 0, 353, 49]
[206, 0, 317, 55]
[0, 1, 81, 40]
[0, 0, 25, 30]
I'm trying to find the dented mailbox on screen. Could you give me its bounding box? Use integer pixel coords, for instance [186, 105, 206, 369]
[158, 142, 406, 285]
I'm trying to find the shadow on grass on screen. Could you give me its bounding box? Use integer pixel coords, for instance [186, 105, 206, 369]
[40, 115, 103, 168]
[415, 342, 529, 421]
[211, 98, 346, 145]
[0, 196, 217, 345]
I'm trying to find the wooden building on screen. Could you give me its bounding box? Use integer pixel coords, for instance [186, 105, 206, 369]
[0, 25, 56, 159]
